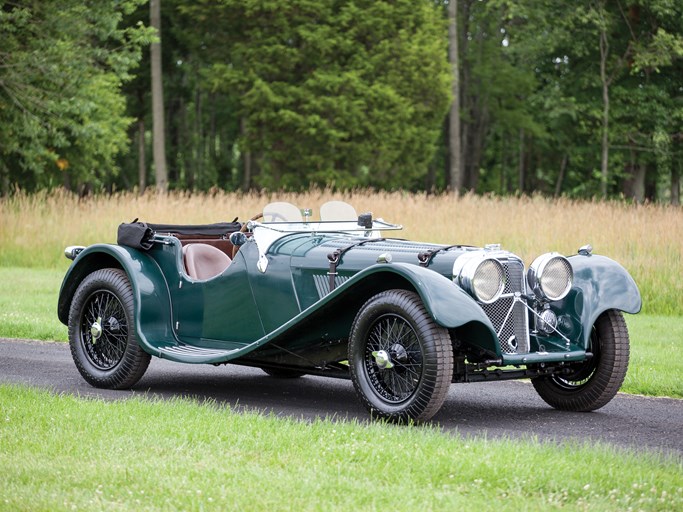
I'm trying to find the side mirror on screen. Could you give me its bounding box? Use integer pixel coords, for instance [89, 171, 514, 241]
[229, 231, 247, 246]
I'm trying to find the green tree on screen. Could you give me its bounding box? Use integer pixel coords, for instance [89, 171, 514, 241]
[178, 0, 451, 190]
[465, 0, 682, 201]
[612, 1, 683, 203]
[0, 0, 153, 193]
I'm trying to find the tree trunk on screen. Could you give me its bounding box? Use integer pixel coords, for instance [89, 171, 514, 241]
[209, 92, 217, 164]
[467, 105, 487, 191]
[621, 144, 637, 200]
[518, 128, 525, 193]
[190, 86, 202, 190]
[425, 163, 436, 193]
[447, 0, 462, 194]
[459, 0, 471, 191]
[150, 0, 168, 192]
[138, 118, 146, 193]
[62, 169, 72, 192]
[444, 115, 451, 191]
[499, 130, 507, 194]
[166, 96, 179, 186]
[554, 154, 568, 197]
[0, 161, 9, 196]
[241, 117, 252, 192]
[178, 92, 192, 188]
[672, 161, 681, 206]
[645, 164, 657, 201]
[599, 23, 610, 198]
[632, 163, 646, 203]
[426, 118, 443, 192]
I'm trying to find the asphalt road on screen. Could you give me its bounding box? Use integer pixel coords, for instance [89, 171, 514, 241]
[1, 338, 681, 457]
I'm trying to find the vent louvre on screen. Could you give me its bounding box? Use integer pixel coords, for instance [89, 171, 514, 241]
[314, 274, 350, 298]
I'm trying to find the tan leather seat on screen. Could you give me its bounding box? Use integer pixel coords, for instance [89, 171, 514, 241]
[183, 243, 231, 280]
[263, 201, 303, 222]
[320, 200, 357, 221]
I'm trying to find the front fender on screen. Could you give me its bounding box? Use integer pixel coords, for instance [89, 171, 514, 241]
[57, 244, 176, 355]
[362, 262, 496, 331]
[568, 254, 642, 347]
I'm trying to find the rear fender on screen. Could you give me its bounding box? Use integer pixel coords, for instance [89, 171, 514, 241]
[57, 244, 175, 355]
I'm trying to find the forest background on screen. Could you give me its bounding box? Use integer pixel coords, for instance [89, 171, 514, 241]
[1, 0, 682, 202]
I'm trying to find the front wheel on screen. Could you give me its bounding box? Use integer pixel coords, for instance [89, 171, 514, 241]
[68, 268, 151, 389]
[532, 309, 629, 411]
[348, 290, 453, 422]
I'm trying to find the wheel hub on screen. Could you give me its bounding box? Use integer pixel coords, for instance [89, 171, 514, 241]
[90, 316, 103, 342]
[106, 316, 121, 332]
[390, 343, 408, 363]
[371, 350, 394, 369]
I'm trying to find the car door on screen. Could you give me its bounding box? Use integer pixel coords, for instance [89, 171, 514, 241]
[171, 245, 265, 346]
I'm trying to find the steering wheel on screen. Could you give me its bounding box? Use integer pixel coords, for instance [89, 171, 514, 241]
[232, 213, 263, 258]
[263, 211, 291, 222]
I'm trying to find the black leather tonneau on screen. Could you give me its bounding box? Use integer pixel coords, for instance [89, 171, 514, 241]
[148, 222, 242, 236]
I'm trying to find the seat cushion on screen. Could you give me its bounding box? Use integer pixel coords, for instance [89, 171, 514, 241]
[183, 243, 232, 280]
[320, 200, 358, 221]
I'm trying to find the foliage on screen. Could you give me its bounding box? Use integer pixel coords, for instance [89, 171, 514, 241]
[176, 0, 451, 190]
[483, 0, 683, 199]
[0, 0, 154, 192]
[0, 1, 681, 201]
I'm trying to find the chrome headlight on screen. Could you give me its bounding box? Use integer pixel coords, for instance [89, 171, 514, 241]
[527, 253, 573, 301]
[453, 253, 505, 304]
[64, 246, 85, 261]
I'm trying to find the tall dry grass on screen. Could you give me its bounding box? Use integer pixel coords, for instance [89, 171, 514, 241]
[1, 190, 680, 315]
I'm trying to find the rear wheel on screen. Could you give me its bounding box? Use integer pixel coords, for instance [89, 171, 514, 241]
[348, 290, 453, 422]
[532, 309, 629, 411]
[68, 268, 151, 389]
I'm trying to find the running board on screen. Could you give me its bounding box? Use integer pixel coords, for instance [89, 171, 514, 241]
[157, 344, 244, 364]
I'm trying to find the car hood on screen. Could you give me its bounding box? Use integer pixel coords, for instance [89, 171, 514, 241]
[272, 232, 481, 278]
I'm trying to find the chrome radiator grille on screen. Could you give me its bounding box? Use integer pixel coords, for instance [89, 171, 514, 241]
[480, 258, 530, 354]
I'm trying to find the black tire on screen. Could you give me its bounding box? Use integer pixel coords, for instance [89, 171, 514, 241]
[68, 268, 151, 389]
[532, 309, 629, 411]
[348, 290, 454, 422]
[261, 368, 306, 379]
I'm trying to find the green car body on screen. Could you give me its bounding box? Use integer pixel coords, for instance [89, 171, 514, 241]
[58, 202, 641, 421]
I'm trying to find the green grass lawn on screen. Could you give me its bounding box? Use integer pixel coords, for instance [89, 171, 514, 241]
[0, 385, 681, 512]
[625, 315, 683, 398]
[1, 266, 680, 398]
[0, 266, 69, 341]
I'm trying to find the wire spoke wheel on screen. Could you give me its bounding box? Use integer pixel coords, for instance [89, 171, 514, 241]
[532, 309, 629, 412]
[364, 314, 423, 403]
[80, 290, 128, 370]
[349, 290, 453, 422]
[68, 268, 150, 389]
[550, 327, 602, 390]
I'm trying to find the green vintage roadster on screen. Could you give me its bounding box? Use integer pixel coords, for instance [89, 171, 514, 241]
[58, 201, 641, 421]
